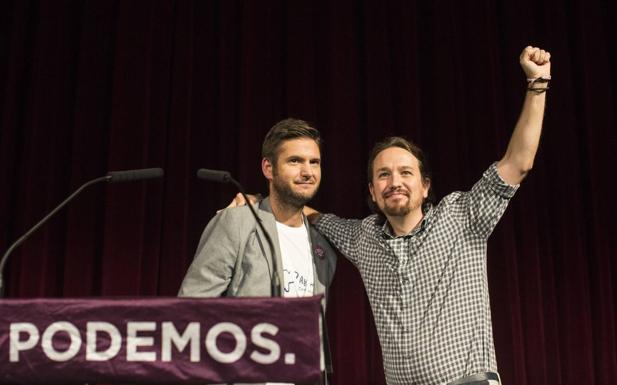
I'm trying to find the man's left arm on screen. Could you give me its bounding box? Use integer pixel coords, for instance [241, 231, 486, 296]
[497, 46, 551, 185]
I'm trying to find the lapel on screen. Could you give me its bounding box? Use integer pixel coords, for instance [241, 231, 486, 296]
[305, 215, 328, 295]
[258, 198, 285, 296]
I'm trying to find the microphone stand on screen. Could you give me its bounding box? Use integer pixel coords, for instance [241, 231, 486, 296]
[0, 168, 163, 297]
[197, 168, 332, 384]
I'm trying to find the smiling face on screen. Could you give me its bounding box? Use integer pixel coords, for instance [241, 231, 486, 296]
[262, 137, 321, 208]
[369, 146, 430, 219]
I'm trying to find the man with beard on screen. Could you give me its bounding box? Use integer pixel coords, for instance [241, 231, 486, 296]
[228, 46, 549, 385]
[179, 118, 337, 385]
[311, 46, 550, 384]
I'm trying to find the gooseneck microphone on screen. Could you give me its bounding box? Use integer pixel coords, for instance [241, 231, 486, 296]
[0, 167, 164, 297]
[198, 168, 332, 383]
[197, 168, 281, 297]
[196, 169, 231, 183]
[107, 167, 164, 183]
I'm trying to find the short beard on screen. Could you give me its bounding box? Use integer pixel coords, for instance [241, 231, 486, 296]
[272, 177, 316, 209]
[382, 203, 412, 217]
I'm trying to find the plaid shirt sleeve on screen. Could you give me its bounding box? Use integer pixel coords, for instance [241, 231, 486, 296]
[448, 162, 519, 239]
[313, 214, 363, 265]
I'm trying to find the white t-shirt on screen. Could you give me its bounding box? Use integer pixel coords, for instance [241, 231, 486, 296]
[276, 221, 314, 298]
[267, 221, 315, 385]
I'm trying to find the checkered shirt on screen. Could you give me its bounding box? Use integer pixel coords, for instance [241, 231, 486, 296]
[315, 163, 518, 385]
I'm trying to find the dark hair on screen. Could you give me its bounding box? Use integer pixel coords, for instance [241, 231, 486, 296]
[261, 118, 322, 164]
[366, 136, 435, 214]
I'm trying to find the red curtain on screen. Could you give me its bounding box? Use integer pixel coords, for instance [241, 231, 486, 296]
[1, 1, 616, 384]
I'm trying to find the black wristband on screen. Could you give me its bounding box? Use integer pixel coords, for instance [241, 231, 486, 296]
[527, 86, 549, 94]
[527, 77, 550, 94]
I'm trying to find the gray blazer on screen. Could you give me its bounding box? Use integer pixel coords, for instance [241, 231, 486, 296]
[179, 197, 337, 299]
[178, 198, 336, 385]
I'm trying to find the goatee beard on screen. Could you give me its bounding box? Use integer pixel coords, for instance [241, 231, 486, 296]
[383, 204, 412, 217]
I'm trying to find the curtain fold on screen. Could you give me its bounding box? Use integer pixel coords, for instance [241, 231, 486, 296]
[1, 1, 615, 384]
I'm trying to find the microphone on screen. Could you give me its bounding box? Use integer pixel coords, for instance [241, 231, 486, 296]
[107, 167, 164, 183]
[196, 169, 231, 183]
[0, 167, 164, 297]
[196, 168, 281, 297]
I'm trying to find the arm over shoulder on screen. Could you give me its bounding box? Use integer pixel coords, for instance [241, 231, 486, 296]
[314, 213, 364, 265]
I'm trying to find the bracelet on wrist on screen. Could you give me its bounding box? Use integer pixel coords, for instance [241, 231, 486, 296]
[527, 86, 549, 94]
[527, 76, 550, 94]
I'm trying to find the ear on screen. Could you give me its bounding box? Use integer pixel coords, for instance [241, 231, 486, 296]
[422, 177, 431, 199]
[368, 182, 377, 202]
[262, 158, 273, 181]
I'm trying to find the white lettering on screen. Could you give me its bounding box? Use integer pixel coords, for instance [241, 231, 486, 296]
[86, 322, 121, 361]
[161, 322, 200, 362]
[41, 322, 81, 362]
[126, 322, 156, 362]
[205, 322, 246, 363]
[284, 353, 295, 364]
[250, 323, 280, 364]
[9, 323, 40, 362]
[9, 320, 286, 365]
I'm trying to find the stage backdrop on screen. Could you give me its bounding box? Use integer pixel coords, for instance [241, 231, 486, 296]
[1, 1, 616, 384]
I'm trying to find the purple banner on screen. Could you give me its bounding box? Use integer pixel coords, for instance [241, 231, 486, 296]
[0, 296, 322, 384]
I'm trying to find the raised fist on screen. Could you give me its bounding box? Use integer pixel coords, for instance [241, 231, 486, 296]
[520, 46, 551, 79]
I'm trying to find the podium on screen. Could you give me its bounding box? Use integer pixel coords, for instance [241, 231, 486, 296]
[0, 295, 322, 384]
